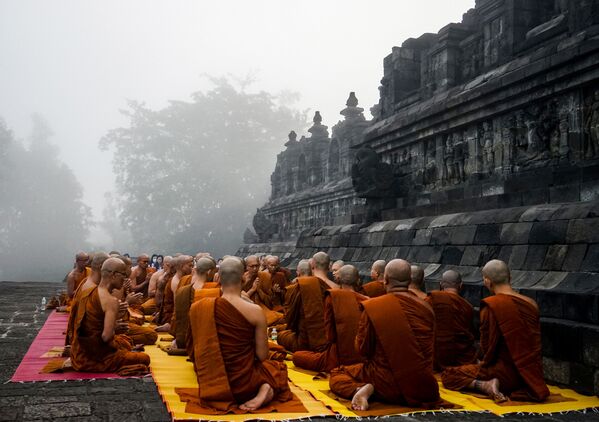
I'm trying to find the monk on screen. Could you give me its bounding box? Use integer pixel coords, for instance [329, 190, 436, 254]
[155, 256, 176, 326]
[66, 251, 90, 300]
[189, 257, 291, 411]
[243, 255, 283, 325]
[361, 260, 386, 298]
[70, 258, 150, 374]
[263, 255, 288, 310]
[311, 251, 339, 289]
[277, 255, 332, 353]
[155, 255, 193, 332]
[129, 254, 151, 297]
[330, 260, 344, 284]
[141, 257, 168, 315]
[65, 252, 111, 347]
[426, 270, 477, 371]
[293, 265, 368, 372]
[329, 259, 439, 410]
[409, 265, 428, 300]
[172, 257, 219, 353]
[441, 260, 549, 403]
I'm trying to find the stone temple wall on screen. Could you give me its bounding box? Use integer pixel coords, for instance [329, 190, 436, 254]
[238, 0, 599, 395]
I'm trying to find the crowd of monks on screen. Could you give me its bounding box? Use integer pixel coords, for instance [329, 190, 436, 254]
[56, 249, 550, 412]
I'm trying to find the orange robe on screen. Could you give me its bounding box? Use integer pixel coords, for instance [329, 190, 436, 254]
[157, 275, 175, 325]
[269, 271, 289, 311]
[174, 283, 221, 354]
[70, 286, 150, 373]
[426, 291, 477, 370]
[360, 281, 386, 298]
[277, 276, 329, 353]
[293, 289, 367, 372]
[189, 297, 291, 411]
[242, 271, 283, 326]
[329, 293, 440, 407]
[441, 294, 549, 401]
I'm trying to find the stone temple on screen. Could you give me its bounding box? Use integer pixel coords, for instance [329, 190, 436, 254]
[238, 0, 599, 395]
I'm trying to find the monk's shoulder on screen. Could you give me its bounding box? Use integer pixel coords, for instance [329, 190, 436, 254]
[226, 297, 263, 325]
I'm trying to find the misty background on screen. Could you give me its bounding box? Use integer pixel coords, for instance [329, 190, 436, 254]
[0, 0, 474, 281]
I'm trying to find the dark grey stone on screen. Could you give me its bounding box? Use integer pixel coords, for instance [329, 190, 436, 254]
[541, 245, 568, 271]
[441, 246, 465, 265]
[500, 222, 533, 244]
[567, 218, 599, 243]
[562, 244, 587, 272]
[523, 245, 549, 271]
[473, 224, 502, 245]
[581, 244, 599, 272]
[508, 245, 529, 270]
[529, 220, 568, 244]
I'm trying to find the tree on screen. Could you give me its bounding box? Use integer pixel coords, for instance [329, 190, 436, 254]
[0, 115, 91, 281]
[100, 77, 307, 257]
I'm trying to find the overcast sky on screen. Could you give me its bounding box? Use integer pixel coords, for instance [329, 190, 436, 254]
[0, 0, 474, 243]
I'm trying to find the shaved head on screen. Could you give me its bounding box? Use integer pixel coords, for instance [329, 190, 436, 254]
[482, 260, 511, 286]
[371, 259, 386, 281]
[312, 252, 330, 271]
[101, 257, 126, 274]
[219, 257, 244, 286]
[76, 251, 89, 260]
[90, 252, 110, 271]
[195, 257, 216, 275]
[385, 259, 412, 288]
[338, 265, 360, 287]
[410, 265, 425, 289]
[441, 270, 462, 290]
[296, 259, 312, 276]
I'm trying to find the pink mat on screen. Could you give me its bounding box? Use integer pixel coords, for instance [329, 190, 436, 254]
[11, 310, 125, 382]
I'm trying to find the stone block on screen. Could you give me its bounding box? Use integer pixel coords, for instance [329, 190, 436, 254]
[582, 164, 599, 182]
[535, 271, 568, 289]
[359, 248, 378, 262]
[570, 362, 596, 395]
[523, 245, 548, 271]
[497, 245, 513, 262]
[449, 225, 477, 245]
[555, 272, 599, 293]
[358, 233, 372, 247]
[473, 224, 502, 244]
[498, 192, 523, 208]
[351, 248, 363, 262]
[542, 245, 568, 271]
[348, 233, 361, 247]
[508, 245, 528, 270]
[343, 248, 357, 261]
[550, 184, 580, 203]
[460, 246, 486, 266]
[412, 228, 432, 245]
[519, 204, 559, 222]
[409, 246, 443, 264]
[369, 231, 385, 246]
[543, 357, 570, 385]
[441, 246, 465, 265]
[430, 227, 451, 245]
[412, 216, 435, 229]
[581, 244, 599, 272]
[522, 188, 549, 206]
[541, 319, 582, 361]
[583, 326, 599, 367]
[581, 181, 599, 201]
[562, 244, 587, 272]
[552, 202, 593, 220]
[500, 222, 532, 244]
[511, 270, 546, 288]
[537, 291, 563, 318]
[563, 293, 599, 324]
[529, 220, 568, 244]
[567, 218, 599, 243]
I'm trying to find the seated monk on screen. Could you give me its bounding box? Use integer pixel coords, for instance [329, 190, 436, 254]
[426, 270, 477, 371]
[243, 255, 283, 326]
[189, 257, 291, 411]
[64, 251, 91, 307]
[293, 265, 368, 372]
[311, 251, 339, 290]
[360, 259, 386, 298]
[155, 255, 193, 332]
[155, 256, 175, 325]
[330, 260, 344, 285]
[409, 265, 428, 300]
[263, 255, 288, 311]
[329, 259, 440, 411]
[129, 254, 152, 298]
[141, 259, 167, 315]
[277, 257, 331, 353]
[66, 252, 111, 347]
[70, 257, 150, 374]
[172, 257, 219, 353]
[441, 260, 550, 403]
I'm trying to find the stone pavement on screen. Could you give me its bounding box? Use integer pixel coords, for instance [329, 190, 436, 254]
[0, 281, 597, 422]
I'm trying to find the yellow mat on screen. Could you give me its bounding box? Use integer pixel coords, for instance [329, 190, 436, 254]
[148, 338, 599, 419]
[146, 341, 333, 421]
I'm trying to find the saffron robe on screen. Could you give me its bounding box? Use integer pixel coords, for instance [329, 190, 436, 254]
[441, 294, 549, 401]
[426, 291, 477, 370]
[269, 271, 289, 310]
[174, 284, 221, 354]
[277, 276, 329, 353]
[157, 275, 175, 325]
[293, 289, 367, 372]
[189, 297, 291, 411]
[70, 286, 150, 373]
[360, 281, 386, 298]
[329, 292, 440, 407]
[242, 271, 284, 326]
[170, 275, 217, 336]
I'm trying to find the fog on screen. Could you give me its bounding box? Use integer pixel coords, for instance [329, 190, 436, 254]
[0, 0, 473, 281]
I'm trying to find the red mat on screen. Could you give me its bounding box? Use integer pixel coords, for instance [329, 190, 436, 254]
[11, 310, 125, 382]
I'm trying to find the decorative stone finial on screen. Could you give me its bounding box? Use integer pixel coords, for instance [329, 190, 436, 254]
[313, 111, 322, 124]
[346, 92, 359, 107]
[308, 111, 329, 140]
[285, 130, 298, 147]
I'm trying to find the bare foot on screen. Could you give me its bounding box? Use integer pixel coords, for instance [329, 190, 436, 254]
[477, 378, 507, 403]
[155, 323, 171, 332]
[239, 383, 274, 411]
[351, 383, 374, 411]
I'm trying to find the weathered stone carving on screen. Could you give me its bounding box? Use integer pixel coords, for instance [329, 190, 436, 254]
[252, 209, 278, 243]
[585, 89, 599, 158]
[351, 147, 394, 198]
[481, 122, 495, 175]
